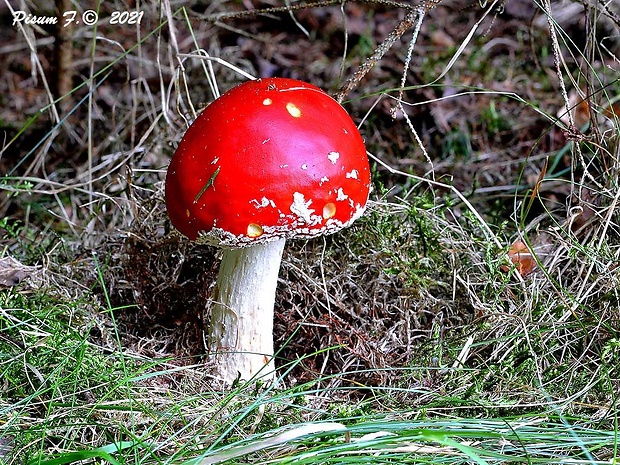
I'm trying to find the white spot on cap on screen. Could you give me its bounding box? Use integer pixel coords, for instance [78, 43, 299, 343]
[319, 176, 329, 186]
[290, 192, 315, 224]
[328, 151, 340, 164]
[211, 157, 219, 164]
[301, 164, 308, 170]
[262, 138, 270, 145]
[286, 102, 301, 118]
[280, 164, 289, 169]
[263, 98, 273, 106]
[346, 169, 359, 179]
[250, 197, 276, 209]
[336, 188, 348, 201]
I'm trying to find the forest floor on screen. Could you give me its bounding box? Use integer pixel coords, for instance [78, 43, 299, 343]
[1, 0, 619, 463]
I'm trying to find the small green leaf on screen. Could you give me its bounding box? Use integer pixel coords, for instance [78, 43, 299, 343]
[28, 441, 137, 465]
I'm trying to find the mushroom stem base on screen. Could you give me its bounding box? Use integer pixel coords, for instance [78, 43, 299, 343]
[208, 238, 286, 384]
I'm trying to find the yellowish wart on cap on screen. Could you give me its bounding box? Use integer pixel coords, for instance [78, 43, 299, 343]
[263, 98, 273, 106]
[185, 209, 190, 218]
[323, 203, 336, 219]
[247, 223, 264, 238]
[286, 102, 301, 118]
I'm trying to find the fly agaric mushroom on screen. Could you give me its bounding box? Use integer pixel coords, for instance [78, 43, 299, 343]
[165, 77, 371, 383]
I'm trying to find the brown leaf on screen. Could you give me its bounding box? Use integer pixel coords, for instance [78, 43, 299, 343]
[602, 101, 620, 121]
[502, 233, 555, 277]
[0, 256, 36, 287]
[503, 240, 537, 276]
[558, 90, 590, 128]
[430, 29, 456, 48]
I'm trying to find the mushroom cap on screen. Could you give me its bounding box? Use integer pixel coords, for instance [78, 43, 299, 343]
[165, 77, 371, 247]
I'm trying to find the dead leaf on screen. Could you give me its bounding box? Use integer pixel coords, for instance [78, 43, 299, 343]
[558, 90, 619, 129]
[602, 101, 620, 121]
[501, 233, 555, 277]
[558, 90, 590, 128]
[0, 256, 36, 287]
[503, 240, 537, 276]
[430, 29, 455, 48]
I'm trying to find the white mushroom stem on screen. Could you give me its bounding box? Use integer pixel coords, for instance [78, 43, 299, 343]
[208, 237, 286, 384]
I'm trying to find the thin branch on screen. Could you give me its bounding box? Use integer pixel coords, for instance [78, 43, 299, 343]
[204, 0, 414, 23]
[334, 8, 419, 103]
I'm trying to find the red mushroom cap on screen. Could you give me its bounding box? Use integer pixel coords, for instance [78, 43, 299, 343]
[165, 77, 371, 247]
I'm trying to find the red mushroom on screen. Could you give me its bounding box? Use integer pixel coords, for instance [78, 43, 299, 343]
[165, 77, 371, 383]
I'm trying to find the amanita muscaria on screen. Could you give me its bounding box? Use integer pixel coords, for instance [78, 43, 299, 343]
[165, 77, 371, 383]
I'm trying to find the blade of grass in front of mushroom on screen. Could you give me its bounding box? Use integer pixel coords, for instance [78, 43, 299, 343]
[194, 166, 220, 204]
